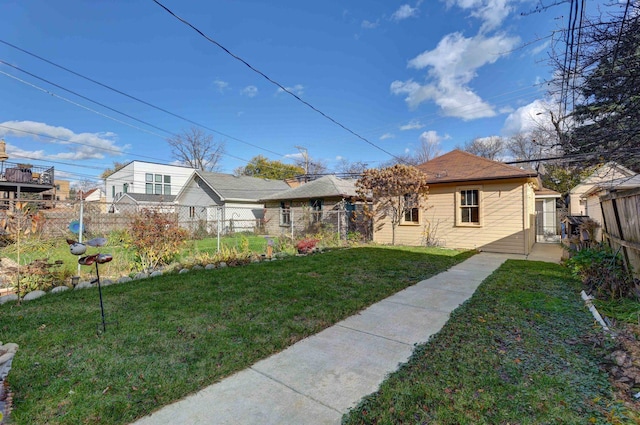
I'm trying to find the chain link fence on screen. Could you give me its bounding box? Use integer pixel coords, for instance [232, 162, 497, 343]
[0, 199, 373, 251]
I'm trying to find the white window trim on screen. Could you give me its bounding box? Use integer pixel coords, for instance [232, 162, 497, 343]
[456, 185, 483, 227]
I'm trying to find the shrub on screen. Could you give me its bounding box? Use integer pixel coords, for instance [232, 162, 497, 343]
[346, 231, 363, 244]
[129, 210, 189, 272]
[296, 238, 319, 254]
[274, 236, 295, 255]
[238, 234, 250, 254]
[566, 243, 635, 300]
[18, 258, 73, 296]
[107, 228, 132, 249]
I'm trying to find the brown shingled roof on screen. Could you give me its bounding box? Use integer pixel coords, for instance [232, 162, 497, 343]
[416, 150, 537, 183]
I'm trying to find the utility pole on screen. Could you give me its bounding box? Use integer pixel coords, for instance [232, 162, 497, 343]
[294, 145, 309, 175]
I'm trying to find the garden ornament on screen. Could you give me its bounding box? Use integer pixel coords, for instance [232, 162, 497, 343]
[78, 254, 98, 266]
[66, 236, 115, 333]
[66, 237, 107, 256]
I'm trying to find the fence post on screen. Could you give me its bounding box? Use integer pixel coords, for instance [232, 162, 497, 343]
[216, 206, 222, 253]
[290, 210, 294, 240]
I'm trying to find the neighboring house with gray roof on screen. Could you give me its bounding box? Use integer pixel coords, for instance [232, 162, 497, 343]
[174, 170, 290, 234]
[110, 193, 177, 214]
[260, 175, 364, 238]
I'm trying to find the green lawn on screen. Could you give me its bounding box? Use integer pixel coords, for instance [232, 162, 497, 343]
[0, 246, 471, 424]
[342, 260, 627, 424]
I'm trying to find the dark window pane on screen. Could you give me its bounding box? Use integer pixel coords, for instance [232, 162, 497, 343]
[471, 207, 479, 223]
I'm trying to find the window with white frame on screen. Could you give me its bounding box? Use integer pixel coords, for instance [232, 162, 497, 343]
[164, 175, 171, 195]
[458, 188, 481, 225]
[280, 201, 291, 225]
[145, 173, 172, 195]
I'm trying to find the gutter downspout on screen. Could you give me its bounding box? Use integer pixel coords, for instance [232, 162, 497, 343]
[581, 290, 614, 335]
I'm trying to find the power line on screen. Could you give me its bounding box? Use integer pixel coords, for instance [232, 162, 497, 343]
[151, 0, 405, 163]
[0, 60, 177, 137]
[0, 69, 301, 176]
[0, 39, 286, 158]
[0, 62, 331, 176]
[0, 69, 168, 139]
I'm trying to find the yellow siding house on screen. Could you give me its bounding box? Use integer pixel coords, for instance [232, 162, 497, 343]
[373, 150, 539, 255]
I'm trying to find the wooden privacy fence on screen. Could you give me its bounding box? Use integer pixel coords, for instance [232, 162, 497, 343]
[600, 187, 640, 279]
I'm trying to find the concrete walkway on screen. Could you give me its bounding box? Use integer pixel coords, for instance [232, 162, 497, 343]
[132, 245, 562, 425]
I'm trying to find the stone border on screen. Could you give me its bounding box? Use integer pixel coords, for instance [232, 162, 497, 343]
[0, 253, 292, 305]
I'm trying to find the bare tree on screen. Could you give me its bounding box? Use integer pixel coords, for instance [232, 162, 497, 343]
[335, 158, 369, 175]
[459, 136, 505, 160]
[72, 179, 100, 199]
[167, 127, 225, 171]
[505, 132, 546, 169]
[414, 138, 443, 164]
[378, 154, 418, 168]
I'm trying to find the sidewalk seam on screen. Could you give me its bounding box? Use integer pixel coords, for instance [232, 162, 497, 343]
[335, 323, 416, 347]
[380, 299, 455, 315]
[249, 367, 344, 415]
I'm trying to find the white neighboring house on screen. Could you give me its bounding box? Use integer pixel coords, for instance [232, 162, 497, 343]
[568, 162, 636, 216]
[80, 187, 105, 202]
[79, 187, 107, 213]
[105, 161, 196, 206]
[581, 174, 640, 241]
[174, 170, 290, 234]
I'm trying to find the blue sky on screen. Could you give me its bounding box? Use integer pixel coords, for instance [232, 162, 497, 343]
[0, 0, 615, 185]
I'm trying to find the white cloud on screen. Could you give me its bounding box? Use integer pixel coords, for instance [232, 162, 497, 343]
[361, 19, 379, 29]
[399, 119, 425, 131]
[276, 84, 304, 96]
[241, 85, 258, 97]
[284, 152, 305, 160]
[391, 32, 519, 119]
[213, 79, 229, 93]
[391, 4, 419, 21]
[419, 130, 442, 144]
[501, 99, 554, 135]
[379, 133, 395, 140]
[0, 120, 125, 161]
[444, 0, 513, 32]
